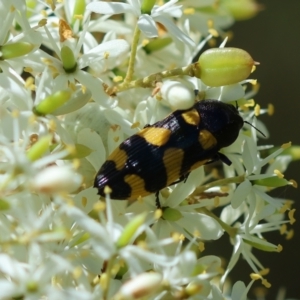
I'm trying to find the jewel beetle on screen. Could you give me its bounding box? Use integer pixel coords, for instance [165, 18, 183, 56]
[94, 99, 244, 201]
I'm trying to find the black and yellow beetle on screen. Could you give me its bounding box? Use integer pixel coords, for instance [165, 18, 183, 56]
[94, 99, 244, 201]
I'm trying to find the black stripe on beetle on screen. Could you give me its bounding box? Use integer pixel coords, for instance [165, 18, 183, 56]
[94, 99, 244, 201]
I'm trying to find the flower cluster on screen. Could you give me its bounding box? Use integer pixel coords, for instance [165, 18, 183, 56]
[0, 0, 297, 299]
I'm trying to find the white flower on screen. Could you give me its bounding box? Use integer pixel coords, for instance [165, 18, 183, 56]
[87, 0, 195, 48]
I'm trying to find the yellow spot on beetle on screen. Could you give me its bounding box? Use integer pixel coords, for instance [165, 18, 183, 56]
[189, 159, 208, 172]
[138, 127, 172, 147]
[198, 129, 217, 150]
[181, 109, 200, 126]
[109, 148, 128, 171]
[163, 148, 184, 186]
[124, 174, 149, 200]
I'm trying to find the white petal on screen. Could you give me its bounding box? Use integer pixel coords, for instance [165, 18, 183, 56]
[178, 213, 224, 240]
[77, 128, 106, 170]
[137, 14, 158, 38]
[231, 179, 252, 208]
[231, 281, 247, 300]
[154, 15, 195, 48]
[87, 2, 135, 15]
[80, 39, 129, 69]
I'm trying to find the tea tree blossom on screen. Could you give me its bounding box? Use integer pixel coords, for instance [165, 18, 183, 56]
[0, 1, 297, 299]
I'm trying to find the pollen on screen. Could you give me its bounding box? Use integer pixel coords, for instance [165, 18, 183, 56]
[289, 179, 298, 188]
[288, 208, 296, 224]
[113, 76, 123, 83]
[81, 196, 87, 207]
[286, 229, 294, 240]
[280, 224, 287, 235]
[38, 18, 47, 27]
[183, 8, 195, 15]
[268, 103, 274, 115]
[131, 122, 140, 129]
[273, 169, 284, 178]
[213, 196, 220, 207]
[103, 51, 109, 59]
[254, 104, 261, 116]
[93, 201, 106, 212]
[104, 185, 112, 195]
[59, 19, 73, 42]
[74, 14, 83, 20]
[281, 141, 291, 149]
[198, 242, 205, 252]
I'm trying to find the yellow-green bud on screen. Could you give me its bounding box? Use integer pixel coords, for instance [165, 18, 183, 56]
[27, 135, 52, 161]
[63, 143, 93, 159]
[0, 199, 10, 211]
[33, 90, 72, 116]
[252, 176, 290, 188]
[143, 37, 172, 54]
[116, 212, 147, 248]
[243, 238, 280, 252]
[0, 42, 34, 59]
[72, 0, 86, 24]
[162, 207, 183, 221]
[197, 47, 255, 87]
[222, 0, 262, 21]
[61, 45, 77, 73]
[141, 0, 156, 14]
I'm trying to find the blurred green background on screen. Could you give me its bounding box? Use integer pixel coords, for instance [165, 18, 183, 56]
[229, 0, 300, 298]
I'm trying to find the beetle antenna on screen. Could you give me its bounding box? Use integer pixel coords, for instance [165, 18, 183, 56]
[244, 121, 266, 137]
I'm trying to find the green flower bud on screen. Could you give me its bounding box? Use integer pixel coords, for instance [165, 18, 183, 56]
[162, 207, 183, 221]
[63, 143, 93, 159]
[33, 90, 72, 116]
[27, 135, 52, 161]
[141, 0, 156, 14]
[222, 0, 262, 21]
[116, 212, 147, 248]
[197, 47, 255, 87]
[0, 199, 10, 210]
[243, 238, 280, 252]
[0, 42, 34, 59]
[72, 0, 86, 25]
[61, 45, 77, 73]
[252, 176, 290, 188]
[143, 37, 172, 54]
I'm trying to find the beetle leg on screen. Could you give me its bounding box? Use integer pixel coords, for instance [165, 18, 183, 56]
[155, 191, 161, 208]
[205, 153, 232, 166]
[170, 173, 190, 185]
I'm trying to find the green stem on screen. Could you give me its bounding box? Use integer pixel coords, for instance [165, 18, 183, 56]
[192, 174, 245, 196]
[124, 24, 141, 83]
[102, 256, 116, 300]
[106, 62, 200, 95]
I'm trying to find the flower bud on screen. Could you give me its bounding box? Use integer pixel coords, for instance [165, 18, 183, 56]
[160, 78, 195, 110]
[27, 135, 52, 161]
[143, 37, 172, 54]
[163, 207, 183, 221]
[141, 0, 156, 14]
[252, 176, 290, 188]
[33, 90, 72, 116]
[31, 166, 82, 193]
[61, 45, 77, 73]
[72, 0, 86, 24]
[222, 0, 262, 21]
[117, 272, 162, 299]
[0, 42, 34, 59]
[116, 212, 147, 248]
[197, 47, 255, 87]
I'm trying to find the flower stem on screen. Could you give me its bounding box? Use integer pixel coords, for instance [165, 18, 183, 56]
[105, 62, 200, 95]
[192, 174, 245, 196]
[124, 24, 141, 83]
